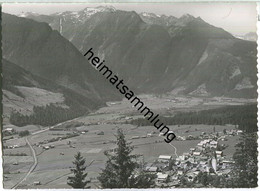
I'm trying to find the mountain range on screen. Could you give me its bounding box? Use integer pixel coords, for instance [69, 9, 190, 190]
[2, 6, 257, 117]
[19, 6, 257, 98]
[2, 12, 120, 118]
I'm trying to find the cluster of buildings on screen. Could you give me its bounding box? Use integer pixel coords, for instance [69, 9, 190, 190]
[175, 128, 243, 141]
[143, 128, 242, 187]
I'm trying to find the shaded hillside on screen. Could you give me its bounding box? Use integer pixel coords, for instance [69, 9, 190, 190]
[2, 13, 120, 102]
[2, 59, 104, 114]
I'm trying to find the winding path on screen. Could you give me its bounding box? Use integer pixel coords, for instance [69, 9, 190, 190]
[11, 117, 81, 189]
[11, 137, 37, 189]
[169, 143, 178, 158]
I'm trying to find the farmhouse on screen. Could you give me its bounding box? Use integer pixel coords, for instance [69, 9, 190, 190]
[183, 152, 190, 157]
[34, 181, 41, 185]
[197, 142, 204, 150]
[189, 148, 196, 154]
[216, 151, 223, 157]
[193, 151, 201, 156]
[145, 166, 158, 172]
[177, 170, 184, 175]
[158, 155, 172, 163]
[3, 128, 14, 132]
[157, 172, 169, 182]
[210, 140, 218, 148]
[43, 146, 50, 150]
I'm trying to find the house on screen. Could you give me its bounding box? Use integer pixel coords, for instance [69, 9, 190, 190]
[188, 157, 195, 164]
[176, 136, 186, 141]
[158, 155, 172, 163]
[145, 166, 158, 172]
[226, 131, 234, 136]
[187, 135, 194, 139]
[193, 151, 201, 156]
[222, 160, 235, 164]
[177, 170, 184, 176]
[172, 175, 179, 181]
[186, 172, 198, 182]
[190, 148, 196, 153]
[197, 143, 204, 150]
[197, 156, 208, 161]
[3, 128, 14, 132]
[159, 132, 164, 136]
[131, 136, 140, 139]
[210, 140, 218, 148]
[178, 155, 185, 161]
[33, 181, 41, 185]
[157, 172, 169, 182]
[216, 151, 223, 157]
[43, 146, 50, 150]
[199, 161, 207, 165]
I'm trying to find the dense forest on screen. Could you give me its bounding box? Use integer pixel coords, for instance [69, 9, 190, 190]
[130, 104, 257, 133]
[8, 81, 103, 127]
[10, 103, 86, 127]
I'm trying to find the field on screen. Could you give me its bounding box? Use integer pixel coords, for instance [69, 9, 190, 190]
[3, 123, 237, 188]
[2, 94, 254, 188]
[3, 87, 67, 117]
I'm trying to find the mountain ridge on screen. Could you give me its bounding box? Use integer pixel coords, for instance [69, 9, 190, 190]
[3, 8, 257, 98]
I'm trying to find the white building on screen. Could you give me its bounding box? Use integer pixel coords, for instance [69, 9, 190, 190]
[210, 140, 218, 148]
[157, 173, 169, 182]
[145, 166, 158, 172]
[216, 151, 223, 157]
[3, 128, 14, 132]
[193, 151, 201, 156]
[158, 155, 172, 163]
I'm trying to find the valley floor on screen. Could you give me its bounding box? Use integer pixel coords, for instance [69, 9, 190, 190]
[2, 95, 256, 188]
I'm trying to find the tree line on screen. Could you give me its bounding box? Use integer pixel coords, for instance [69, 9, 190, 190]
[8, 81, 105, 127]
[130, 104, 257, 133]
[10, 103, 86, 127]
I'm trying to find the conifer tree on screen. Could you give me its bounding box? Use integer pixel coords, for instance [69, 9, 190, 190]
[233, 133, 258, 187]
[98, 128, 155, 188]
[67, 152, 89, 188]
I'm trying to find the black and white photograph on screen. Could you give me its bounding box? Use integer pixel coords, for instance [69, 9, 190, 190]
[1, 1, 258, 189]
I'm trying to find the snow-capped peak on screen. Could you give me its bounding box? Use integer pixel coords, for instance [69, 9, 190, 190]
[79, 6, 116, 18]
[48, 6, 116, 24]
[140, 12, 158, 18]
[82, 5, 116, 14]
[18, 12, 39, 17]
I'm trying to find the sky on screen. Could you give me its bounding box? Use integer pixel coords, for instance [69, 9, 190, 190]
[2, 2, 257, 35]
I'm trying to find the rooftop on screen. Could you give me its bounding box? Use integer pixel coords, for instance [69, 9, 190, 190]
[159, 155, 172, 160]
